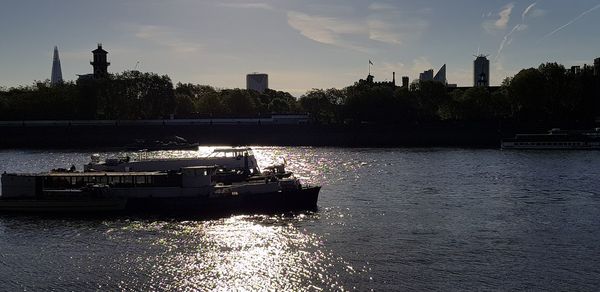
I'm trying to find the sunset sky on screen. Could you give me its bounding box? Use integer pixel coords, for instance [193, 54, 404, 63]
[1, 0, 599, 96]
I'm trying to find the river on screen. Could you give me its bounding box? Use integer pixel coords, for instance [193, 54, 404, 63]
[1, 147, 600, 290]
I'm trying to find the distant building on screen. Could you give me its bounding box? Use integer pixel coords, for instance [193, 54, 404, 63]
[418, 64, 447, 85]
[433, 64, 447, 84]
[570, 66, 581, 75]
[594, 58, 600, 76]
[474, 55, 490, 87]
[401, 76, 409, 88]
[51, 46, 63, 85]
[355, 72, 396, 88]
[419, 69, 434, 81]
[246, 73, 269, 93]
[91, 44, 110, 79]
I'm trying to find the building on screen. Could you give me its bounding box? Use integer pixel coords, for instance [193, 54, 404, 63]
[594, 58, 600, 76]
[570, 66, 581, 75]
[474, 55, 490, 87]
[246, 73, 269, 93]
[91, 44, 110, 79]
[401, 76, 409, 88]
[418, 64, 447, 84]
[419, 69, 434, 81]
[433, 64, 447, 84]
[355, 72, 396, 88]
[50, 46, 63, 85]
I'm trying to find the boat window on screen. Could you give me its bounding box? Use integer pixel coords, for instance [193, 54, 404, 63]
[123, 176, 133, 185]
[135, 176, 145, 185]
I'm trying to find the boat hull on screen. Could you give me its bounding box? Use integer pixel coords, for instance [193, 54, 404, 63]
[0, 187, 320, 215]
[0, 198, 127, 213]
[125, 186, 321, 215]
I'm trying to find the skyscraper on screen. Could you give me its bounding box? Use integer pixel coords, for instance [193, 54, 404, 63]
[51, 46, 63, 85]
[433, 64, 447, 84]
[474, 55, 490, 87]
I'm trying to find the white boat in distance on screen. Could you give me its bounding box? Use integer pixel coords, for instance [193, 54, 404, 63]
[84, 147, 261, 174]
[501, 128, 600, 150]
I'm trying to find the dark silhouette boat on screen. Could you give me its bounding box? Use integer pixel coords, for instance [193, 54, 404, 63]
[0, 166, 320, 215]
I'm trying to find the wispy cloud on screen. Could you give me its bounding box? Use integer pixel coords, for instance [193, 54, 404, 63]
[483, 3, 515, 32]
[366, 4, 428, 46]
[287, 4, 428, 51]
[135, 25, 202, 53]
[542, 3, 600, 40]
[286, 11, 369, 51]
[217, 2, 274, 10]
[368, 3, 396, 11]
[495, 2, 537, 60]
[496, 3, 515, 29]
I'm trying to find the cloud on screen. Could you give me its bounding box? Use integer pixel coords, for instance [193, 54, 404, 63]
[495, 2, 537, 60]
[542, 3, 600, 40]
[287, 4, 428, 51]
[530, 8, 546, 18]
[135, 25, 202, 53]
[218, 2, 274, 10]
[368, 3, 396, 11]
[495, 3, 514, 29]
[367, 19, 403, 45]
[286, 11, 369, 51]
[366, 5, 428, 46]
[483, 3, 515, 32]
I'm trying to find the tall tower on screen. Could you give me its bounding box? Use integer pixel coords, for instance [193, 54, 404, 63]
[51, 46, 63, 85]
[474, 55, 490, 87]
[91, 43, 110, 79]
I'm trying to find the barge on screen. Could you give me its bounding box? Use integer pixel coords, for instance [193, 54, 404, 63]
[0, 166, 320, 214]
[501, 128, 600, 150]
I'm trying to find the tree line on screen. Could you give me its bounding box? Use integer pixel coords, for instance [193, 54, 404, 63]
[1, 63, 599, 127]
[301, 63, 600, 127]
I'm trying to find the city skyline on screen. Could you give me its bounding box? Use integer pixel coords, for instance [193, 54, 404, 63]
[1, 1, 600, 96]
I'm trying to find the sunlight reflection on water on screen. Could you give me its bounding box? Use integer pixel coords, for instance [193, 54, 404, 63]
[103, 215, 355, 291]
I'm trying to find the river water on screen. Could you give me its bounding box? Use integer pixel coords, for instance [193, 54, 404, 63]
[1, 147, 600, 291]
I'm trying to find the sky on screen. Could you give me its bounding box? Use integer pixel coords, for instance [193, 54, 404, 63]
[1, 0, 600, 96]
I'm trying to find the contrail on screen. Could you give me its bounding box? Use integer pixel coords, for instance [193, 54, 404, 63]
[495, 2, 536, 61]
[542, 3, 600, 39]
[496, 24, 521, 61]
[522, 2, 537, 21]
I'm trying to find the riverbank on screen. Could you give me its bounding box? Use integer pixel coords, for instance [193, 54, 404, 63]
[0, 122, 506, 149]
